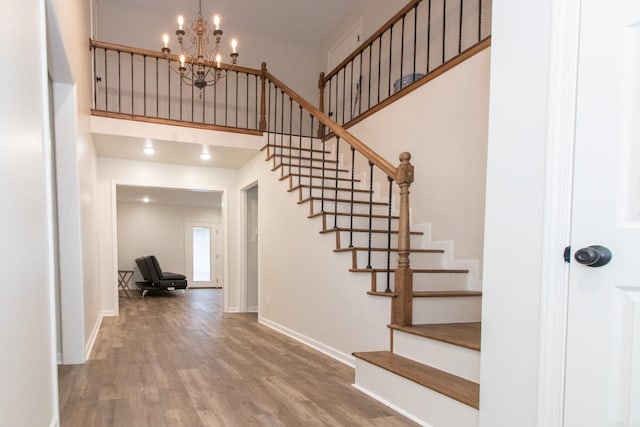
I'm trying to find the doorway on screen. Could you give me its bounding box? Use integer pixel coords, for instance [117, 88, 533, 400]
[186, 220, 223, 288]
[245, 185, 259, 312]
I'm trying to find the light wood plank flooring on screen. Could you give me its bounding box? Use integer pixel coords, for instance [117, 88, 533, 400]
[58, 289, 418, 426]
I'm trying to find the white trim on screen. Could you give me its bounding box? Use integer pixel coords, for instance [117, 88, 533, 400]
[84, 313, 104, 361]
[536, 0, 582, 425]
[111, 180, 119, 316]
[226, 306, 240, 313]
[351, 384, 431, 427]
[49, 417, 59, 427]
[102, 310, 118, 317]
[259, 317, 355, 367]
[247, 306, 258, 313]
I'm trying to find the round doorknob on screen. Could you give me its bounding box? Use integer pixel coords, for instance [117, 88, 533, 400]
[574, 245, 612, 267]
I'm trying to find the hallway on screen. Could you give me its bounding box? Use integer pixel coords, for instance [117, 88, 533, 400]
[58, 289, 417, 426]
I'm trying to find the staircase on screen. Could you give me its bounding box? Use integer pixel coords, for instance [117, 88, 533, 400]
[263, 132, 481, 426]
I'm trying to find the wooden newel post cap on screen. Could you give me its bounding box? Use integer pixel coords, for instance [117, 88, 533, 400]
[318, 72, 325, 89]
[261, 62, 268, 74]
[397, 152, 414, 185]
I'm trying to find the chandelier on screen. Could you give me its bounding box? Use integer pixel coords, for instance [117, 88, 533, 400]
[161, 0, 239, 89]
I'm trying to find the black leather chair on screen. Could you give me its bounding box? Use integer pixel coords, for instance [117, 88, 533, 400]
[134, 255, 188, 297]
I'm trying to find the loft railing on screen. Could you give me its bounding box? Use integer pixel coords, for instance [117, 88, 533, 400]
[90, 39, 420, 325]
[264, 65, 414, 325]
[319, 0, 491, 131]
[90, 40, 264, 134]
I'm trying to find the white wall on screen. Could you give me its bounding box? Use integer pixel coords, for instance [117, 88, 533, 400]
[245, 185, 259, 311]
[116, 201, 221, 284]
[97, 157, 244, 312]
[479, 0, 553, 424]
[0, 1, 57, 426]
[349, 48, 490, 266]
[238, 153, 392, 365]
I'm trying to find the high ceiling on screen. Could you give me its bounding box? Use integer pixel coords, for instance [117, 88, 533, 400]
[100, 0, 362, 47]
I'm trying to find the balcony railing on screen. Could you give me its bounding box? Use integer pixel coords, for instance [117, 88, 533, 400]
[318, 0, 491, 131]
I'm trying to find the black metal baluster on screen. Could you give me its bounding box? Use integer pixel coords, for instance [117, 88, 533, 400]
[366, 161, 374, 270]
[333, 137, 340, 229]
[280, 91, 284, 160]
[368, 43, 372, 109]
[225, 75, 228, 126]
[349, 61, 354, 122]
[142, 56, 146, 115]
[413, 4, 418, 76]
[442, 0, 447, 64]
[427, 0, 432, 72]
[267, 82, 272, 148]
[478, 0, 483, 41]
[309, 116, 315, 196]
[104, 50, 108, 111]
[118, 51, 121, 113]
[386, 177, 393, 293]
[342, 67, 346, 125]
[246, 73, 249, 128]
[273, 88, 278, 153]
[191, 75, 194, 122]
[335, 71, 339, 126]
[92, 47, 97, 109]
[168, 58, 171, 119]
[327, 78, 332, 120]
[377, 35, 382, 103]
[348, 146, 356, 248]
[321, 129, 326, 213]
[388, 23, 393, 98]
[156, 57, 159, 117]
[288, 97, 293, 176]
[400, 16, 405, 92]
[459, 0, 464, 53]
[202, 87, 206, 123]
[180, 74, 183, 120]
[298, 106, 303, 187]
[130, 53, 133, 114]
[358, 51, 363, 116]
[235, 71, 239, 127]
[214, 75, 217, 124]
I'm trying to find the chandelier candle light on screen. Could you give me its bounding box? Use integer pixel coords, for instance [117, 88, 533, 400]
[161, 0, 239, 89]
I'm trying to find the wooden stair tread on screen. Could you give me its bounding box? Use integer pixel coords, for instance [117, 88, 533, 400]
[310, 211, 396, 219]
[367, 290, 482, 298]
[300, 197, 387, 206]
[322, 228, 423, 236]
[292, 185, 372, 194]
[262, 144, 331, 155]
[279, 173, 360, 183]
[335, 246, 442, 253]
[274, 163, 349, 173]
[267, 154, 338, 163]
[389, 322, 481, 351]
[351, 267, 468, 273]
[353, 351, 479, 409]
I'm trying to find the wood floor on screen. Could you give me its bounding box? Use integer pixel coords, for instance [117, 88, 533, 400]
[58, 289, 418, 426]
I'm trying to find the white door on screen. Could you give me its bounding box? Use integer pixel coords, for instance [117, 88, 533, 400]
[565, 1, 640, 425]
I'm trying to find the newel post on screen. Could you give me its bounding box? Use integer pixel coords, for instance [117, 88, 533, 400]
[259, 62, 267, 132]
[317, 72, 326, 139]
[393, 152, 414, 326]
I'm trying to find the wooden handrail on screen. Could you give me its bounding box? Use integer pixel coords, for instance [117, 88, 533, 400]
[263, 68, 397, 180]
[90, 39, 262, 76]
[322, 0, 421, 83]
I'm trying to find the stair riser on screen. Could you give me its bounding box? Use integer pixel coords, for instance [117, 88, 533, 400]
[349, 250, 444, 270]
[354, 359, 479, 427]
[310, 199, 389, 216]
[393, 330, 480, 383]
[366, 271, 469, 292]
[334, 230, 423, 250]
[412, 297, 482, 324]
[319, 215, 398, 232]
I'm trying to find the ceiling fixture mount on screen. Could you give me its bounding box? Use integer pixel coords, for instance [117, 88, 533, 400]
[161, 0, 239, 90]
[200, 152, 212, 161]
[143, 146, 156, 155]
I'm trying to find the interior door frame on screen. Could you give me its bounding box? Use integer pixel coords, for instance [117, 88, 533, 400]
[239, 181, 259, 313]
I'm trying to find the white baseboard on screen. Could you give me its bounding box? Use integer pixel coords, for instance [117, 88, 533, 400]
[102, 310, 117, 317]
[57, 352, 62, 365]
[226, 306, 240, 313]
[248, 306, 258, 313]
[259, 316, 355, 367]
[84, 313, 104, 361]
[352, 384, 430, 427]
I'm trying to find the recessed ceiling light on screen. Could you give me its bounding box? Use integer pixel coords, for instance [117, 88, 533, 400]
[200, 152, 212, 161]
[142, 197, 150, 203]
[143, 147, 156, 155]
